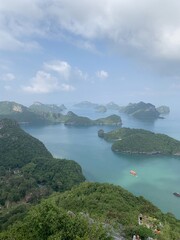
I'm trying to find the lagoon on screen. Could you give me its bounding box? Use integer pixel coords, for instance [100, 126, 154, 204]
[22, 108, 180, 219]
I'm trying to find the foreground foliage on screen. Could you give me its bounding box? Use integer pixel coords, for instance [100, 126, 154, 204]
[1, 182, 180, 239]
[0, 201, 112, 240]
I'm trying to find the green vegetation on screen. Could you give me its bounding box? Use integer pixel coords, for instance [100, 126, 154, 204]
[98, 127, 180, 155]
[0, 101, 122, 126]
[1, 183, 180, 239]
[0, 118, 52, 169]
[0, 119, 85, 220]
[0, 101, 49, 124]
[29, 102, 66, 114]
[0, 200, 111, 240]
[64, 111, 94, 126]
[95, 114, 122, 125]
[1, 118, 180, 239]
[23, 157, 85, 192]
[121, 101, 160, 120]
[65, 111, 122, 126]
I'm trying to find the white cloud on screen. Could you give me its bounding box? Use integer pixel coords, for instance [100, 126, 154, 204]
[0, 0, 44, 51]
[1, 73, 15, 81]
[22, 71, 75, 93]
[47, 0, 180, 59]
[44, 60, 90, 81]
[74, 68, 88, 81]
[44, 60, 71, 80]
[46, 0, 180, 63]
[2, 0, 180, 71]
[0, 30, 40, 51]
[96, 70, 109, 79]
[61, 83, 75, 91]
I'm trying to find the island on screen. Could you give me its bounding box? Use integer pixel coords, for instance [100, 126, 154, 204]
[74, 101, 121, 112]
[0, 101, 49, 124]
[0, 101, 122, 126]
[156, 105, 170, 115]
[120, 101, 160, 120]
[73, 101, 99, 108]
[29, 102, 66, 113]
[106, 101, 120, 110]
[95, 105, 107, 113]
[64, 111, 122, 126]
[98, 127, 180, 155]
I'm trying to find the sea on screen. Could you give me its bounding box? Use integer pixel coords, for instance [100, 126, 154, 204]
[22, 107, 180, 219]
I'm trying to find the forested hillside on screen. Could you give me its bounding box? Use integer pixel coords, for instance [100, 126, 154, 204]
[0, 118, 52, 169]
[0, 119, 85, 219]
[1, 182, 180, 239]
[0, 101, 49, 124]
[1, 119, 180, 240]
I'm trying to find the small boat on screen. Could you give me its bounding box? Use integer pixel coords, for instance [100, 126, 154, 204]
[173, 192, 180, 197]
[130, 170, 137, 176]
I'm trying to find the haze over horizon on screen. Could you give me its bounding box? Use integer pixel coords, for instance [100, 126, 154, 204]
[1, 0, 180, 109]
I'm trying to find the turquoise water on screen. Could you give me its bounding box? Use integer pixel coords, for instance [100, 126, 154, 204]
[22, 108, 180, 219]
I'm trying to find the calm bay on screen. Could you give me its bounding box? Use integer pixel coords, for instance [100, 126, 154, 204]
[22, 108, 180, 219]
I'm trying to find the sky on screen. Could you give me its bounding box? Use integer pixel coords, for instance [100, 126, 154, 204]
[1, 0, 180, 108]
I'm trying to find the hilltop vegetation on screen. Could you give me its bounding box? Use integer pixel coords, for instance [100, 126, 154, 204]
[1, 182, 180, 239]
[98, 127, 180, 155]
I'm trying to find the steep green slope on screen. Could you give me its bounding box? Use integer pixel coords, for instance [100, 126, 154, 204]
[1, 182, 180, 239]
[51, 182, 180, 239]
[23, 157, 85, 192]
[99, 127, 180, 155]
[0, 101, 48, 124]
[0, 200, 111, 240]
[0, 119, 85, 213]
[0, 119, 52, 169]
